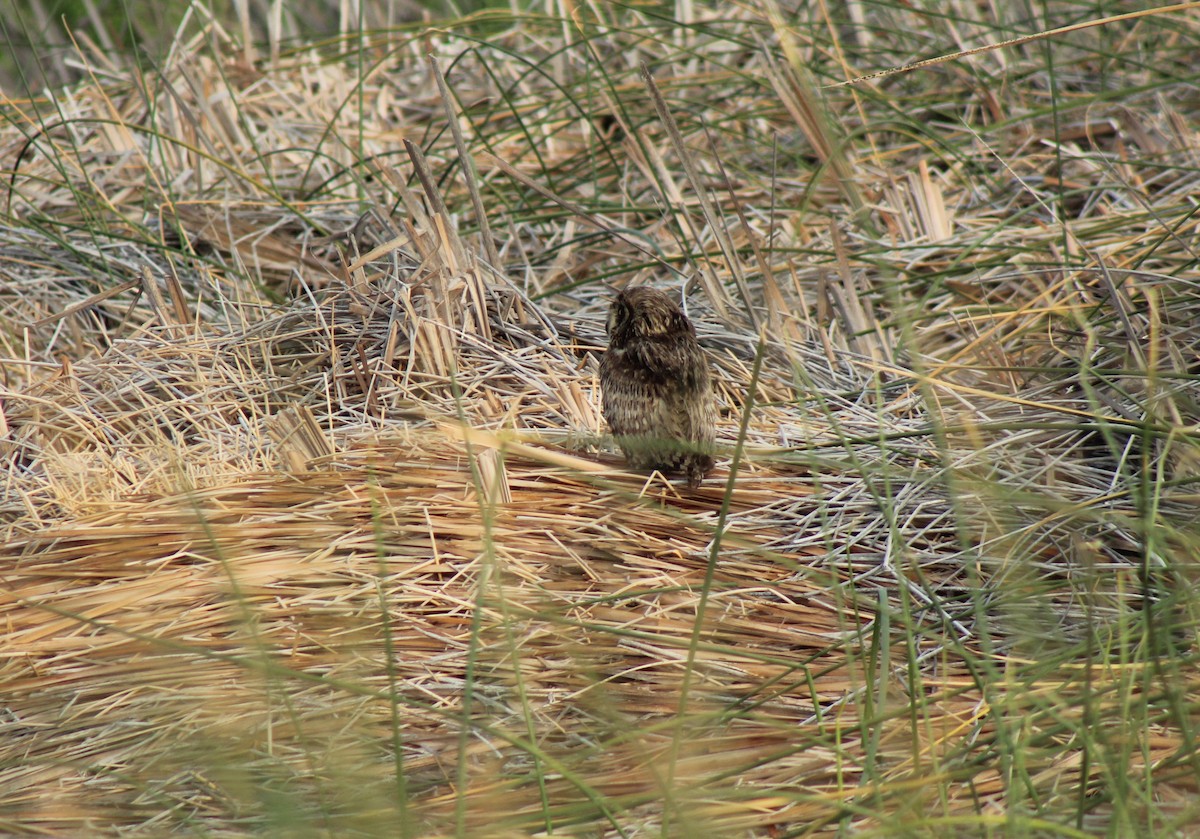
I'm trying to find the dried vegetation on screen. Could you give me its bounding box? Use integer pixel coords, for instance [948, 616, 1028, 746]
[2, 2, 1199, 836]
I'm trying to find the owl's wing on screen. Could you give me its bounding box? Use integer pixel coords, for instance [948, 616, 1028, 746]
[626, 337, 691, 382]
[601, 334, 714, 449]
[601, 373, 656, 437]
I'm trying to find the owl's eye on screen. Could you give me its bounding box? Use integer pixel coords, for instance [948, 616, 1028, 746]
[607, 297, 631, 336]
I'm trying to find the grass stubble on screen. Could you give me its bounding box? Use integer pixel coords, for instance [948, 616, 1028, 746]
[1, 1, 1199, 836]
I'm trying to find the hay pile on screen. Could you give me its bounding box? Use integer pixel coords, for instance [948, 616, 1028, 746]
[2, 4, 1199, 835]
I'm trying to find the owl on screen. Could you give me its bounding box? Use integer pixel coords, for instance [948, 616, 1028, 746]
[599, 286, 716, 488]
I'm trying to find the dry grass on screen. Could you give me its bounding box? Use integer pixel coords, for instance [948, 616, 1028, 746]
[2, 2, 1200, 836]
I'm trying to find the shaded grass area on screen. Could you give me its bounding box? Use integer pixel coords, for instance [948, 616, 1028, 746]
[2, 1, 1200, 836]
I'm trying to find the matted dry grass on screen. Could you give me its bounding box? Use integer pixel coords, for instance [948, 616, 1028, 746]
[2, 2, 1200, 836]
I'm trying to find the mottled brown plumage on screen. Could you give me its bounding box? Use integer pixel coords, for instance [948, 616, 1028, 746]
[599, 287, 716, 487]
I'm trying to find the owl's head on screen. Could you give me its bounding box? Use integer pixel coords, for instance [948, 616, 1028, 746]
[606, 287, 694, 345]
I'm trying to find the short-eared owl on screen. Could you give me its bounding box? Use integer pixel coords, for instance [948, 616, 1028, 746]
[600, 287, 716, 487]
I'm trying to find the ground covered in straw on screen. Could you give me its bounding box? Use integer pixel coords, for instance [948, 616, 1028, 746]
[2, 3, 1200, 836]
